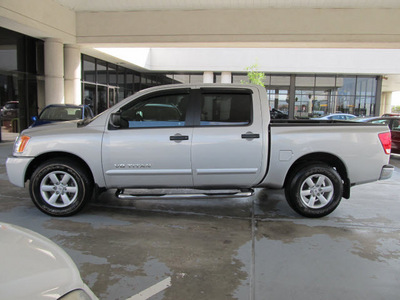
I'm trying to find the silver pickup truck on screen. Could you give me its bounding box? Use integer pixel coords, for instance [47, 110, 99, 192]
[6, 84, 394, 218]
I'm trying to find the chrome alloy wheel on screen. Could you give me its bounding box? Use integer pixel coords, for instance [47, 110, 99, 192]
[300, 174, 334, 209]
[40, 171, 78, 208]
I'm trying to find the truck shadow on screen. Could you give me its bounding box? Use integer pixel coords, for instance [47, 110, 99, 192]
[254, 188, 299, 219]
[390, 154, 400, 169]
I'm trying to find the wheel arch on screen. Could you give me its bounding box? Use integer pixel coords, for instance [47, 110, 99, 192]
[284, 152, 351, 199]
[25, 152, 95, 185]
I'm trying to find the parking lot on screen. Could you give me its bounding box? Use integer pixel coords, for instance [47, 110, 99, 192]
[1, 140, 400, 300]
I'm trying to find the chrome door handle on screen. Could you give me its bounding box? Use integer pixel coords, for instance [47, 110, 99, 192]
[170, 135, 189, 141]
[241, 133, 260, 139]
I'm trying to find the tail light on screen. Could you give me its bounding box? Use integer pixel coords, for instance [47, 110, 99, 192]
[378, 132, 391, 155]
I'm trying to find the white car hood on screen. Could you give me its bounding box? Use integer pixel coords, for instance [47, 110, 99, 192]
[24, 120, 82, 136]
[0, 222, 89, 300]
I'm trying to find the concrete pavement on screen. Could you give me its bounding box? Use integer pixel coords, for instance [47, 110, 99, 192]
[1, 140, 400, 300]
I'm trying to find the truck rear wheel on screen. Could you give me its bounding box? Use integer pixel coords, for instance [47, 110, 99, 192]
[29, 158, 93, 216]
[285, 164, 343, 218]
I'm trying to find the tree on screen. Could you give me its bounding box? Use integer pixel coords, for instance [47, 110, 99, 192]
[392, 105, 400, 113]
[242, 63, 266, 87]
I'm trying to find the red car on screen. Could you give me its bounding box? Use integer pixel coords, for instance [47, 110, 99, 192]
[360, 117, 400, 154]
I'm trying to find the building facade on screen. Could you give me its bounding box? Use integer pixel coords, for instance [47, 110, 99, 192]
[0, 29, 384, 139]
[80, 53, 381, 119]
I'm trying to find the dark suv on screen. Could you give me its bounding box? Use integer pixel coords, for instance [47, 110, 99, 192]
[1, 101, 19, 121]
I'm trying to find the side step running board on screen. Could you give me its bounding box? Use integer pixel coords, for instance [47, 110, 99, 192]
[115, 189, 254, 200]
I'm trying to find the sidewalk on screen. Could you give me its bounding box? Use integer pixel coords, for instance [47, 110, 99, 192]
[0, 127, 18, 143]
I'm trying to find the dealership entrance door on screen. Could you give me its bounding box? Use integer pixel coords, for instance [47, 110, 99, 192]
[83, 83, 119, 115]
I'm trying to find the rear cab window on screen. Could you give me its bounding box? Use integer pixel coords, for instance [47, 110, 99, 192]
[198, 91, 252, 126]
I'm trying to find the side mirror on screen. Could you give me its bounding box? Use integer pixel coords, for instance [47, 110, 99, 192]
[31, 116, 37, 122]
[109, 112, 121, 128]
[135, 111, 144, 121]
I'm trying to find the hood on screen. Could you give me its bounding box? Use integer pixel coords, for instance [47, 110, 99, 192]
[22, 120, 82, 136]
[29, 119, 56, 128]
[0, 222, 85, 300]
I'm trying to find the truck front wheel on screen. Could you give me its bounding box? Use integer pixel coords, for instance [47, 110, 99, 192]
[285, 164, 343, 218]
[29, 159, 93, 216]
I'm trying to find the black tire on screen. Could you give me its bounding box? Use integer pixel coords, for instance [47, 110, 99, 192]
[29, 158, 93, 217]
[285, 163, 343, 218]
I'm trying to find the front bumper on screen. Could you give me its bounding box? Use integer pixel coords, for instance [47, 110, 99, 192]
[379, 164, 394, 180]
[6, 156, 34, 187]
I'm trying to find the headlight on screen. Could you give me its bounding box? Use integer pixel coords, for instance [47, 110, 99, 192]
[13, 135, 30, 154]
[58, 289, 93, 300]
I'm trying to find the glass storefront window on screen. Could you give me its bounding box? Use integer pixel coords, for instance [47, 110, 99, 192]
[271, 75, 290, 86]
[141, 75, 149, 89]
[295, 90, 314, 118]
[118, 88, 125, 101]
[190, 74, 203, 84]
[117, 68, 125, 101]
[83, 83, 96, 112]
[83, 56, 95, 82]
[294, 76, 329, 118]
[97, 61, 107, 85]
[268, 89, 289, 113]
[357, 77, 376, 97]
[173, 74, 190, 84]
[0, 45, 17, 72]
[333, 76, 378, 116]
[126, 71, 133, 93]
[366, 97, 375, 116]
[0, 28, 44, 140]
[134, 74, 141, 91]
[316, 76, 336, 88]
[97, 85, 107, 113]
[80, 54, 380, 120]
[109, 63, 117, 86]
[337, 76, 356, 97]
[295, 76, 315, 88]
[165, 74, 175, 84]
[232, 75, 248, 84]
[314, 92, 329, 116]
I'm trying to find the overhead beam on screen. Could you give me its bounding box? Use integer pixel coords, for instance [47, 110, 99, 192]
[77, 8, 400, 48]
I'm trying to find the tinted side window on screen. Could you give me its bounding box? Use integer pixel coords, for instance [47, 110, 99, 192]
[120, 94, 188, 128]
[200, 94, 252, 126]
[392, 120, 400, 131]
[371, 119, 389, 125]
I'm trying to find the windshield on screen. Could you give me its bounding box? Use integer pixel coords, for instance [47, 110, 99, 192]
[39, 107, 83, 121]
[4, 102, 18, 110]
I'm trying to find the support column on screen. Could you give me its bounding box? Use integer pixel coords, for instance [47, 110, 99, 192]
[203, 71, 214, 83]
[375, 76, 383, 116]
[381, 92, 392, 115]
[44, 38, 64, 105]
[221, 72, 232, 83]
[64, 45, 81, 105]
[288, 75, 296, 119]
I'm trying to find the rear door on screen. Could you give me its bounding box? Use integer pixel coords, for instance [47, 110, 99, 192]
[390, 119, 400, 154]
[102, 89, 194, 188]
[191, 88, 266, 188]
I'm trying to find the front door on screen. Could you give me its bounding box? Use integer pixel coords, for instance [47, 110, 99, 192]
[102, 90, 193, 188]
[191, 89, 265, 188]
